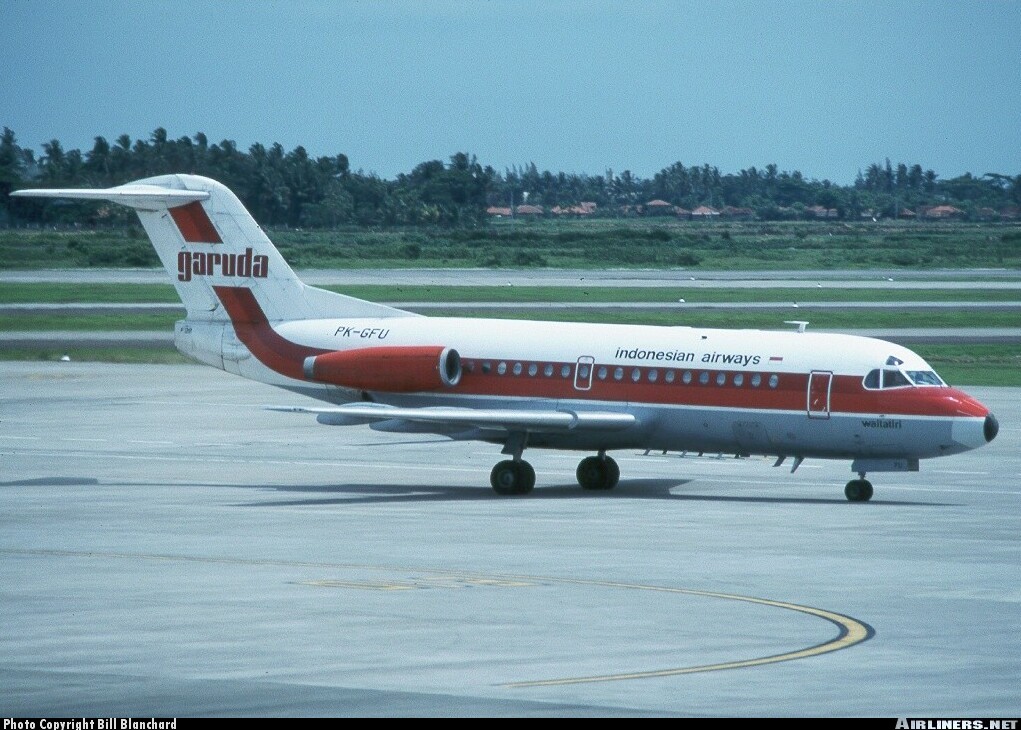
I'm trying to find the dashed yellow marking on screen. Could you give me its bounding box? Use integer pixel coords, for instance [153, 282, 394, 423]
[503, 577, 872, 687]
[300, 579, 418, 591]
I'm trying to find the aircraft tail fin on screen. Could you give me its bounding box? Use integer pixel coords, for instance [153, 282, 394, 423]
[12, 174, 410, 322]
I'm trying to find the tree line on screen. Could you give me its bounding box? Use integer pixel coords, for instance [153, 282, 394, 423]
[2, 127, 1019, 228]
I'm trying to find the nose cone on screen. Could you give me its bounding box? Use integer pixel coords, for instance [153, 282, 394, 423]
[984, 413, 999, 443]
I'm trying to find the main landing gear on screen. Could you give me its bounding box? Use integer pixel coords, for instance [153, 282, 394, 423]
[490, 459, 536, 495]
[576, 452, 620, 491]
[487, 441, 620, 495]
[844, 472, 874, 502]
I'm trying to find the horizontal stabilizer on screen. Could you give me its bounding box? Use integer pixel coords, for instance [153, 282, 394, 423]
[13, 174, 411, 324]
[11, 184, 209, 210]
[269, 404, 636, 433]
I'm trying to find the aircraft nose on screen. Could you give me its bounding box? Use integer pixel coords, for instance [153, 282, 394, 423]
[985, 413, 999, 443]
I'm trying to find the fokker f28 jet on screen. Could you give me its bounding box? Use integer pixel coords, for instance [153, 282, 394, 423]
[13, 175, 999, 501]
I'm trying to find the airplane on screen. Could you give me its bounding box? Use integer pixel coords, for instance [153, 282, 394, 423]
[12, 175, 999, 501]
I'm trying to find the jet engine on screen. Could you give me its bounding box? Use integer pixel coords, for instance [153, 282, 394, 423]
[303, 345, 461, 392]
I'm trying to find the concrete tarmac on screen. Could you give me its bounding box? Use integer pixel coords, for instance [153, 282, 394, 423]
[2, 362, 1019, 717]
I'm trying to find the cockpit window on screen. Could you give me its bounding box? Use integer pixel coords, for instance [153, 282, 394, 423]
[864, 367, 940, 389]
[907, 370, 944, 386]
[883, 369, 911, 388]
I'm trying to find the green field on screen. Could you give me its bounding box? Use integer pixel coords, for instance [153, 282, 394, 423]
[2, 225, 1018, 385]
[912, 345, 1021, 386]
[4, 218, 1021, 270]
[1, 282, 1020, 305]
[3, 307, 1021, 333]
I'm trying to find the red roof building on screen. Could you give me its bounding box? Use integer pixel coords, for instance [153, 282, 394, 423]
[645, 199, 675, 216]
[691, 205, 720, 218]
[923, 205, 964, 219]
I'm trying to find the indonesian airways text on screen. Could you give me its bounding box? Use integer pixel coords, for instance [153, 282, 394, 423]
[615, 347, 762, 367]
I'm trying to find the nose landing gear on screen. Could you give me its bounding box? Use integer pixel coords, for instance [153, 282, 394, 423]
[844, 472, 874, 502]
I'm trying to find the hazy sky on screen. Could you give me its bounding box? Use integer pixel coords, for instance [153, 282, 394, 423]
[2, 0, 1019, 183]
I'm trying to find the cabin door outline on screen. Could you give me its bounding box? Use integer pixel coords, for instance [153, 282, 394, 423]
[574, 356, 594, 391]
[807, 370, 833, 419]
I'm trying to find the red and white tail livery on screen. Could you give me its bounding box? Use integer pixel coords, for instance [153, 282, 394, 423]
[13, 175, 999, 500]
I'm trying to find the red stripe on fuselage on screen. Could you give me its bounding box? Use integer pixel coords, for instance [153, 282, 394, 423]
[452, 360, 987, 418]
[205, 292, 988, 419]
[170, 201, 222, 244]
[213, 286, 328, 380]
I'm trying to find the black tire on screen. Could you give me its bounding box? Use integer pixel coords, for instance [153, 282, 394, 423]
[490, 459, 535, 495]
[845, 479, 874, 502]
[517, 461, 536, 494]
[491, 460, 519, 495]
[604, 457, 620, 489]
[577, 455, 616, 490]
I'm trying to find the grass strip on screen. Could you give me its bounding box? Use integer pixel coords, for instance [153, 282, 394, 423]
[2, 282, 1019, 305]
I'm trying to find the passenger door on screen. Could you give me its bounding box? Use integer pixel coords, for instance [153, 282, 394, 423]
[807, 371, 832, 419]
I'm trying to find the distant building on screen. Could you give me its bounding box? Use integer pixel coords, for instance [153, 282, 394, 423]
[1000, 206, 1020, 220]
[806, 205, 838, 219]
[551, 202, 597, 217]
[722, 206, 755, 220]
[898, 208, 916, 219]
[691, 205, 720, 219]
[923, 205, 964, 219]
[515, 204, 544, 216]
[645, 199, 675, 216]
[486, 206, 512, 217]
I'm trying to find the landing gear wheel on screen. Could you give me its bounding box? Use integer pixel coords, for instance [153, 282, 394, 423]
[844, 479, 874, 502]
[577, 455, 620, 490]
[490, 459, 535, 495]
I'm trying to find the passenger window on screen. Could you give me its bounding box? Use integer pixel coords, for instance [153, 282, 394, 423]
[864, 369, 880, 389]
[648, 369, 658, 383]
[561, 364, 571, 378]
[497, 362, 507, 375]
[544, 363, 554, 377]
[579, 365, 590, 379]
[631, 368, 641, 383]
[665, 370, 675, 383]
[513, 362, 523, 376]
[597, 366, 607, 380]
[698, 372, 709, 385]
[682, 370, 693, 384]
[751, 374, 762, 387]
[733, 373, 744, 387]
[614, 367, 624, 381]
[482, 362, 492, 374]
[527, 363, 538, 376]
[716, 372, 726, 386]
[768, 374, 779, 389]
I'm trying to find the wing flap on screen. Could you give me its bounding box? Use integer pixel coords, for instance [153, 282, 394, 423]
[269, 404, 635, 433]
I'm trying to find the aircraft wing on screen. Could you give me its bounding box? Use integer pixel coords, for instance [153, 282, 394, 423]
[269, 403, 635, 433]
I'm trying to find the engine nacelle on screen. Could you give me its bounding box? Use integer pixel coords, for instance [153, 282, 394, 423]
[303, 345, 462, 392]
